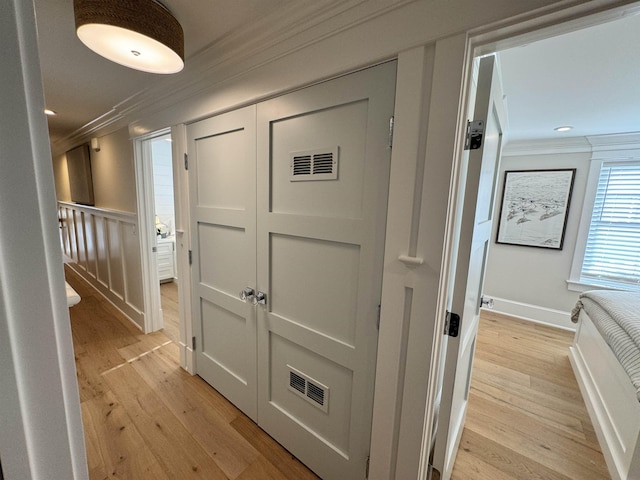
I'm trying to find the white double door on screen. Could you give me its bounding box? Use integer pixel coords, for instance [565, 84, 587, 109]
[187, 62, 396, 479]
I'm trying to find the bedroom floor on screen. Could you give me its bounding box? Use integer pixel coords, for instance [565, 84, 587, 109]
[451, 310, 610, 479]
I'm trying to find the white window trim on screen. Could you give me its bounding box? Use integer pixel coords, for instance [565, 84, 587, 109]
[567, 134, 640, 292]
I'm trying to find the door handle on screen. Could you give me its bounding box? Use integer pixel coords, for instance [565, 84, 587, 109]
[480, 296, 494, 309]
[253, 291, 267, 305]
[240, 287, 255, 302]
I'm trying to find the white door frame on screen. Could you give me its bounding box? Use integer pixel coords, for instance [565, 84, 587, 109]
[414, 3, 640, 479]
[170, 124, 195, 372]
[134, 128, 171, 334]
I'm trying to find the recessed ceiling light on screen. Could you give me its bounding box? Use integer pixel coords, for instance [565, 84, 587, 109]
[554, 126, 573, 132]
[44, 109, 57, 116]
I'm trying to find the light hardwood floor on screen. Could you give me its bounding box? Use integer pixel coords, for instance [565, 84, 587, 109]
[450, 310, 610, 480]
[67, 265, 608, 479]
[66, 266, 319, 480]
[160, 280, 180, 344]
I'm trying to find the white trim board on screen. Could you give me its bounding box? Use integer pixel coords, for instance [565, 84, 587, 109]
[484, 296, 575, 331]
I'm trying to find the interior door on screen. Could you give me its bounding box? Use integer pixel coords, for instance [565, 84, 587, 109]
[188, 106, 258, 420]
[432, 55, 506, 479]
[255, 62, 396, 479]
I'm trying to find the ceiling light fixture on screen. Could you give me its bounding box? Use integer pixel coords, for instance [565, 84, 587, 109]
[554, 125, 573, 132]
[73, 0, 184, 74]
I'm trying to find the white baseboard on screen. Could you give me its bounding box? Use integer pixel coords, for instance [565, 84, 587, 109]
[484, 296, 575, 331]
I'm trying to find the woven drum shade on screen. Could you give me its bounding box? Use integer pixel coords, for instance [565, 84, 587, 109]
[74, 0, 184, 74]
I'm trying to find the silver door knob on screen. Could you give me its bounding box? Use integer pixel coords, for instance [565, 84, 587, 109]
[253, 291, 267, 305]
[480, 296, 494, 309]
[240, 287, 255, 302]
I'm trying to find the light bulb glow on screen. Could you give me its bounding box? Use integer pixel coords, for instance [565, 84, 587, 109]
[554, 126, 573, 132]
[77, 24, 183, 74]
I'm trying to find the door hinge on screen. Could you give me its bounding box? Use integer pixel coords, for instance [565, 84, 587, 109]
[184, 153, 189, 170]
[388, 116, 395, 148]
[365, 455, 370, 478]
[444, 311, 460, 337]
[188, 249, 193, 265]
[464, 119, 484, 150]
[192, 336, 196, 350]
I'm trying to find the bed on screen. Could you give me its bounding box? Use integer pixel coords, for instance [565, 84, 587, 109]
[569, 290, 640, 480]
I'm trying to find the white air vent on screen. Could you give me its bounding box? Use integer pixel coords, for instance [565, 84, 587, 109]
[287, 365, 330, 413]
[290, 147, 339, 182]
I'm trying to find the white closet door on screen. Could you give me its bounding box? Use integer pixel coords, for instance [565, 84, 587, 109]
[188, 106, 258, 420]
[255, 62, 397, 480]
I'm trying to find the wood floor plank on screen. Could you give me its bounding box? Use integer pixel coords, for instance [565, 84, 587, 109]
[469, 382, 589, 445]
[160, 281, 180, 344]
[128, 345, 258, 479]
[231, 415, 320, 480]
[451, 447, 518, 480]
[465, 400, 609, 479]
[102, 363, 229, 479]
[81, 390, 171, 480]
[454, 429, 573, 480]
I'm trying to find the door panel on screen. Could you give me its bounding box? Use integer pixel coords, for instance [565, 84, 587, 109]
[188, 106, 258, 421]
[269, 234, 360, 344]
[433, 55, 506, 479]
[270, 100, 368, 218]
[256, 62, 397, 480]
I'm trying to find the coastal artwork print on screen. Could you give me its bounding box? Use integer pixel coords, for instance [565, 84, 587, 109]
[496, 169, 576, 250]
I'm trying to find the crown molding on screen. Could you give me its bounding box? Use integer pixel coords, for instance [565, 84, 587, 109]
[501, 131, 640, 160]
[502, 136, 592, 157]
[587, 132, 640, 160]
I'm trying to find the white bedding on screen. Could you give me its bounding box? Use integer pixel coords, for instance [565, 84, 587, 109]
[574, 290, 640, 400]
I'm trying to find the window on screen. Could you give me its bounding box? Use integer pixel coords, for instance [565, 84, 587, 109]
[578, 162, 640, 290]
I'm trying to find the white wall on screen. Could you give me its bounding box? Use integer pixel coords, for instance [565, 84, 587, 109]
[483, 141, 592, 328]
[53, 127, 137, 213]
[151, 138, 175, 235]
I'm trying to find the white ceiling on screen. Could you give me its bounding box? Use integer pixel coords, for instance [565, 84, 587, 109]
[34, 1, 640, 149]
[498, 12, 640, 143]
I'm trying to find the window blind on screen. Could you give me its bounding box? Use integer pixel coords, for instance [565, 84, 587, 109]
[580, 162, 640, 289]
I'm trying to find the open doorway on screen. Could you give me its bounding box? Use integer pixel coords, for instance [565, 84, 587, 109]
[135, 130, 180, 340]
[150, 134, 180, 343]
[435, 7, 640, 480]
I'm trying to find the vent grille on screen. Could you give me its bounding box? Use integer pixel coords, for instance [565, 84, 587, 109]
[287, 365, 329, 413]
[306, 382, 325, 406]
[292, 155, 312, 176]
[290, 147, 339, 181]
[289, 371, 306, 394]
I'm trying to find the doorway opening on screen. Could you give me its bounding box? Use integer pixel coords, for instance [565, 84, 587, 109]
[435, 6, 640, 479]
[135, 130, 180, 340]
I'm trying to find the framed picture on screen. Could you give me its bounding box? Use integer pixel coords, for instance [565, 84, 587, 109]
[496, 168, 576, 250]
